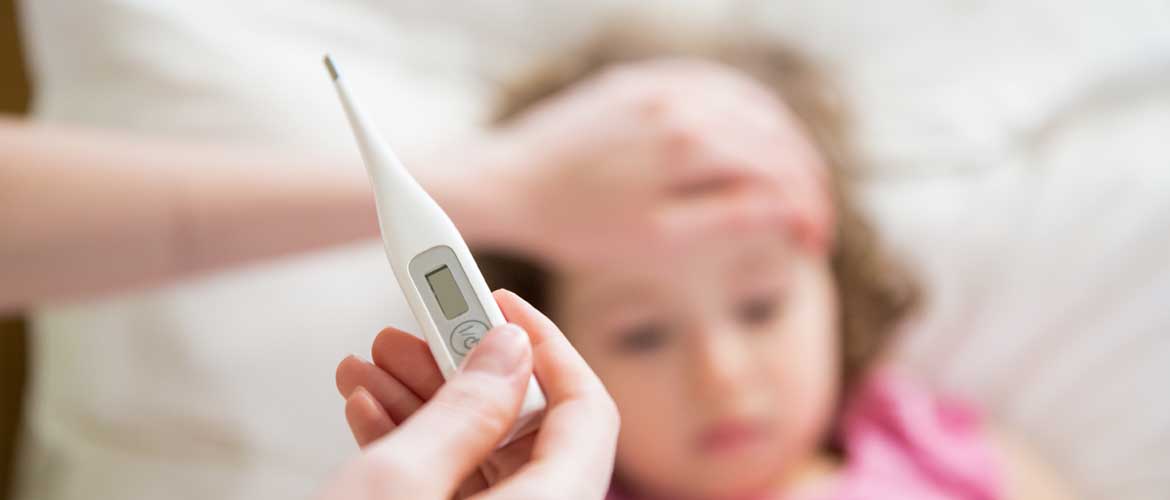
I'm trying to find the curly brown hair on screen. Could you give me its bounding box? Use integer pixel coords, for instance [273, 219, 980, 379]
[475, 29, 919, 403]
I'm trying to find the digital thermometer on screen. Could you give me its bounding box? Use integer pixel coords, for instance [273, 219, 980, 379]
[324, 55, 545, 443]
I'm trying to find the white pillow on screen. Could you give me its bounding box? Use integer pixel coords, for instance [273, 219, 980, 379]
[867, 85, 1170, 500]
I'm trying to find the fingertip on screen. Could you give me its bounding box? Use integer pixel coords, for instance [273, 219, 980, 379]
[494, 290, 558, 342]
[741, 199, 792, 232]
[461, 322, 532, 378]
[348, 385, 376, 411]
[493, 289, 542, 320]
[370, 326, 426, 364]
[492, 288, 523, 307]
[336, 354, 367, 398]
[345, 386, 395, 448]
[495, 290, 554, 331]
[369, 326, 444, 399]
[372, 326, 410, 351]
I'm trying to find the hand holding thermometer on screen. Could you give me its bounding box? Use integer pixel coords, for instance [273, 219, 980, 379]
[324, 55, 545, 443]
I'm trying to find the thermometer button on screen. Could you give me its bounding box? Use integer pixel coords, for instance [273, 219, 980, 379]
[450, 320, 489, 356]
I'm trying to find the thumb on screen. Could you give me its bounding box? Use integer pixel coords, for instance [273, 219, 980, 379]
[362, 323, 533, 496]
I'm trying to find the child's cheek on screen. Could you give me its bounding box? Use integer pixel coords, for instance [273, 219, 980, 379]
[744, 255, 839, 464]
[602, 362, 698, 495]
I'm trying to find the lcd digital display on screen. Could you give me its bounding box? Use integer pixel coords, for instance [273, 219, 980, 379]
[425, 265, 468, 319]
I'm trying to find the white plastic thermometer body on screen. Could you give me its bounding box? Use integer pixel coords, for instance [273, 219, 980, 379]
[325, 56, 545, 443]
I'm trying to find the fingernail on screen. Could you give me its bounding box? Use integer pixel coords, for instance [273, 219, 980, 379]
[463, 324, 527, 376]
[351, 385, 373, 403]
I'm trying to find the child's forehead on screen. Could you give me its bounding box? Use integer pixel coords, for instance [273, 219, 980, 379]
[555, 231, 796, 312]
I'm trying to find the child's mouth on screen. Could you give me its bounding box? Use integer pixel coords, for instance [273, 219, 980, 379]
[697, 418, 770, 456]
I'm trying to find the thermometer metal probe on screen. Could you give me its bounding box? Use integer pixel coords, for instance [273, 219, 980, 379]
[324, 55, 545, 442]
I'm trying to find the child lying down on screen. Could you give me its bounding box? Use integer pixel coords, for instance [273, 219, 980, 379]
[336, 31, 1072, 500]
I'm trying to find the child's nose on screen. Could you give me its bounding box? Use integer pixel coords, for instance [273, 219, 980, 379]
[690, 329, 752, 402]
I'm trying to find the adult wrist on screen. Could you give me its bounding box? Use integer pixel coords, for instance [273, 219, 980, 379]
[415, 130, 542, 256]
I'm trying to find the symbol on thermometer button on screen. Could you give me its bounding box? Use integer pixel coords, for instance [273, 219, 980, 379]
[450, 320, 489, 356]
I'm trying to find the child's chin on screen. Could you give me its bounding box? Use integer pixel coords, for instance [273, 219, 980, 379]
[691, 475, 778, 500]
[687, 454, 786, 499]
[620, 455, 782, 500]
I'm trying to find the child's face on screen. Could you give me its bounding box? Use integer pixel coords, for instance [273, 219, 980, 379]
[552, 232, 839, 498]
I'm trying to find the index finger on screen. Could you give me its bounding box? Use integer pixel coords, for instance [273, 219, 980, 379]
[488, 290, 620, 499]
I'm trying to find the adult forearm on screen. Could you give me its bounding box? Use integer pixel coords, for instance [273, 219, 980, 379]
[0, 119, 377, 310]
[0, 119, 536, 311]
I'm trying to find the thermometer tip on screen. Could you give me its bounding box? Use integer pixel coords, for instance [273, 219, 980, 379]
[323, 54, 339, 81]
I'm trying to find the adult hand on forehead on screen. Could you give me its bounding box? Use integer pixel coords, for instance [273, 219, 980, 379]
[323, 290, 619, 500]
[484, 57, 831, 266]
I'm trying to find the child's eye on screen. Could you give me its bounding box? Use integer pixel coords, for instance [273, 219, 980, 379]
[613, 323, 671, 354]
[737, 295, 784, 328]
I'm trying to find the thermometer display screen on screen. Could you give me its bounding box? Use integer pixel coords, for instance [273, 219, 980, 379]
[425, 265, 469, 320]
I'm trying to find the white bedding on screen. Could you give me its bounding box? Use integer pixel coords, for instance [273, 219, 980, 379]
[866, 92, 1170, 499]
[15, 1, 1170, 499]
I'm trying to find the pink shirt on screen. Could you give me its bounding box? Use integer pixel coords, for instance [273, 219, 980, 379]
[609, 372, 1002, 500]
[827, 371, 1001, 500]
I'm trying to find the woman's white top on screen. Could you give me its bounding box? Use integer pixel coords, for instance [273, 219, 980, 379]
[15, 1, 1170, 499]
